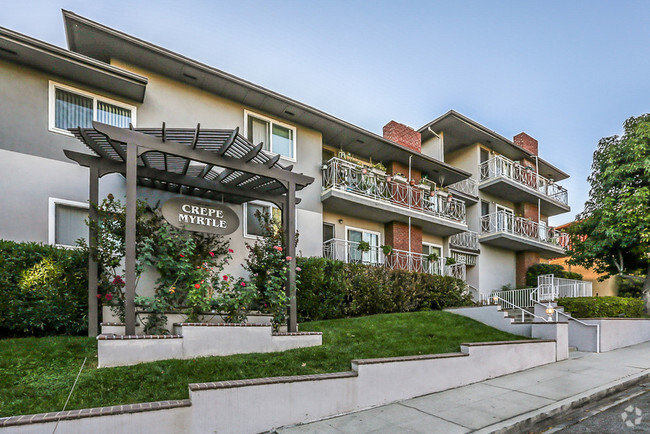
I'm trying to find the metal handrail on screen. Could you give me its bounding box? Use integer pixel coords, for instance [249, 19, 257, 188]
[492, 295, 549, 323]
[480, 211, 570, 248]
[533, 300, 600, 353]
[322, 157, 466, 223]
[479, 155, 569, 205]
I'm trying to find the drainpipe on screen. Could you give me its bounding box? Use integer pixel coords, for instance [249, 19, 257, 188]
[408, 155, 412, 255]
[428, 127, 444, 161]
[534, 155, 541, 224]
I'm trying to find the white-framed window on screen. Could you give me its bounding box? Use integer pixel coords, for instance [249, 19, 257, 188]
[48, 81, 137, 136]
[48, 198, 89, 248]
[244, 110, 296, 161]
[422, 242, 443, 274]
[496, 204, 514, 232]
[243, 201, 282, 239]
[345, 226, 381, 265]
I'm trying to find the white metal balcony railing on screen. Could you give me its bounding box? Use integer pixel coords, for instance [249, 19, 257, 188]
[322, 238, 466, 281]
[450, 251, 477, 267]
[449, 230, 479, 251]
[479, 155, 569, 205]
[322, 158, 466, 224]
[480, 211, 569, 249]
[448, 177, 479, 197]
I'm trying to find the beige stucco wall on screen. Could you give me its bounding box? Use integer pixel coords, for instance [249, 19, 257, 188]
[322, 210, 385, 242]
[445, 144, 479, 178]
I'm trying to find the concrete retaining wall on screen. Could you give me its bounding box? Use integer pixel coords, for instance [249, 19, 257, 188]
[531, 322, 569, 361]
[2, 339, 557, 433]
[445, 306, 532, 337]
[97, 324, 322, 367]
[586, 318, 650, 352]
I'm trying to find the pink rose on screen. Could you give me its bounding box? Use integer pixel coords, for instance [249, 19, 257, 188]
[296, 267, 302, 272]
[209, 251, 215, 257]
[105, 293, 113, 302]
[228, 248, 234, 253]
[286, 256, 292, 261]
[241, 282, 246, 287]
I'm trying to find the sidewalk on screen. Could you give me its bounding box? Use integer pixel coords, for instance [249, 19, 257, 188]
[277, 341, 650, 433]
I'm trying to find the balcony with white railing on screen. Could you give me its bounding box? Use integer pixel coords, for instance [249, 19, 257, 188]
[448, 177, 479, 200]
[322, 238, 466, 281]
[479, 155, 570, 216]
[321, 157, 467, 236]
[449, 230, 480, 252]
[480, 211, 569, 258]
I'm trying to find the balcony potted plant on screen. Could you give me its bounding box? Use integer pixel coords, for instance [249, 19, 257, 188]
[426, 252, 439, 263]
[417, 175, 432, 192]
[392, 172, 407, 184]
[370, 162, 387, 176]
[445, 256, 457, 266]
[357, 240, 371, 252]
[381, 244, 393, 256]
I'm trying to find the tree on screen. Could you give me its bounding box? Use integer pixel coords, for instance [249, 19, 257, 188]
[567, 114, 650, 314]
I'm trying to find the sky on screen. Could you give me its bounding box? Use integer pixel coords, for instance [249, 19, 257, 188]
[1, 1, 649, 225]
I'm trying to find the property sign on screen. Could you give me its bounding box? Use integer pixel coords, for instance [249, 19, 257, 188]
[161, 197, 239, 235]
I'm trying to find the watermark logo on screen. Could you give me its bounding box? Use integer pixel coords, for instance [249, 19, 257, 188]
[621, 405, 643, 428]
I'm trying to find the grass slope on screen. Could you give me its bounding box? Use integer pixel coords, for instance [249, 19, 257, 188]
[0, 311, 525, 417]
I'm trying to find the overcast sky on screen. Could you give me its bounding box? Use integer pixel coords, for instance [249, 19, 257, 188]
[2, 1, 649, 225]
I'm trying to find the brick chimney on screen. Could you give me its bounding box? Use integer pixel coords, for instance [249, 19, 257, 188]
[383, 121, 421, 153]
[513, 132, 538, 155]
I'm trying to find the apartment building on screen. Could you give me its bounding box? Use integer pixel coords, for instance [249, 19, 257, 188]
[0, 11, 570, 297]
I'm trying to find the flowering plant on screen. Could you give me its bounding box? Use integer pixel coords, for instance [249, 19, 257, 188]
[210, 274, 257, 323]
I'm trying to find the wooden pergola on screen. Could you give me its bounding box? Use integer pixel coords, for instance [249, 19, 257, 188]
[66, 121, 314, 335]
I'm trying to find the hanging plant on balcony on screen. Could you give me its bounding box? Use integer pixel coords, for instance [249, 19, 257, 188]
[371, 162, 387, 174]
[426, 252, 439, 262]
[381, 244, 393, 256]
[409, 179, 416, 186]
[392, 173, 407, 184]
[445, 256, 457, 266]
[357, 241, 371, 252]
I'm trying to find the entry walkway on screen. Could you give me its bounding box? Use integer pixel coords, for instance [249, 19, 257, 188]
[278, 342, 650, 433]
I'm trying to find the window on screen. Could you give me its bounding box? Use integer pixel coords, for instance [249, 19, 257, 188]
[481, 200, 491, 217]
[244, 110, 296, 160]
[48, 198, 89, 247]
[422, 243, 442, 274]
[496, 205, 514, 232]
[243, 201, 282, 238]
[346, 228, 380, 264]
[322, 223, 335, 243]
[49, 81, 136, 135]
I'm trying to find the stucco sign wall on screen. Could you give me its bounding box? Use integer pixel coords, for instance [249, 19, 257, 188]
[161, 197, 239, 235]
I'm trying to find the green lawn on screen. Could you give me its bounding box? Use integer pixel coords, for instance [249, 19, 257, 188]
[0, 311, 525, 417]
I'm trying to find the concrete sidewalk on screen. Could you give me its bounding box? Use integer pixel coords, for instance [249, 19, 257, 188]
[277, 342, 650, 433]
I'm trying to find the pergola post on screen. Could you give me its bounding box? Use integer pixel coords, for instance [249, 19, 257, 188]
[87, 165, 99, 337]
[124, 141, 137, 335]
[284, 181, 297, 332]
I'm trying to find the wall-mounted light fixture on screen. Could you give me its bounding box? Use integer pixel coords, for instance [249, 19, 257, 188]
[338, 219, 343, 224]
[546, 303, 555, 321]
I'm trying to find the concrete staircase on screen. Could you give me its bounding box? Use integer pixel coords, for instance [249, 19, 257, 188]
[503, 307, 536, 324]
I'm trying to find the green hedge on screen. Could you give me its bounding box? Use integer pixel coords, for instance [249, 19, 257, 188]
[526, 263, 582, 287]
[617, 275, 645, 298]
[296, 257, 472, 322]
[0, 240, 88, 337]
[557, 296, 644, 318]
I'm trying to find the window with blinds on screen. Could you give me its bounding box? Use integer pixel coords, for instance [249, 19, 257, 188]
[245, 111, 296, 160]
[54, 203, 89, 247]
[50, 82, 135, 133]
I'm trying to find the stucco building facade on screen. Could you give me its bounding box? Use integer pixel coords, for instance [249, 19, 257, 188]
[0, 11, 572, 298]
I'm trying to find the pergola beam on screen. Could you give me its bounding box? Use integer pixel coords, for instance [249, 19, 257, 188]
[93, 122, 311, 185]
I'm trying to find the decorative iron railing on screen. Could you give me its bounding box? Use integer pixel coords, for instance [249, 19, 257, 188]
[449, 230, 479, 251]
[322, 238, 466, 280]
[448, 177, 479, 197]
[450, 251, 477, 266]
[322, 158, 466, 224]
[480, 274, 592, 308]
[480, 211, 569, 249]
[479, 155, 569, 205]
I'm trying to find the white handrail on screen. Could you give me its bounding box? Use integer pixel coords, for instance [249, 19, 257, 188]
[449, 231, 479, 250]
[448, 177, 478, 197]
[533, 300, 600, 353]
[493, 295, 549, 323]
[322, 157, 466, 223]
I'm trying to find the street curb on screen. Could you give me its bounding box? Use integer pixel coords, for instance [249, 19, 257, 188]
[474, 368, 650, 434]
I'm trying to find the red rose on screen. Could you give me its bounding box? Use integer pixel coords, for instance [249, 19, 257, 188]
[228, 248, 234, 253]
[179, 254, 185, 258]
[105, 293, 113, 302]
[209, 251, 215, 257]
[241, 282, 246, 287]
[194, 283, 201, 289]
[223, 275, 228, 281]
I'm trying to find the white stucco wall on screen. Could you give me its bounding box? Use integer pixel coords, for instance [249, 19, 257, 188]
[477, 244, 516, 294]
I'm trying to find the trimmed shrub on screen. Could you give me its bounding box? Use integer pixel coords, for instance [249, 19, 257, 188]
[526, 263, 582, 287]
[0, 240, 88, 337]
[557, 296, 644, 318]
[617, 275, 645, 298]
[296, 257, 472, 321]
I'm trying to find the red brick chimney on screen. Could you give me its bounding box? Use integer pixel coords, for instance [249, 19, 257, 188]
[383, 121, 421, 153]
[513, 132, 538, 155]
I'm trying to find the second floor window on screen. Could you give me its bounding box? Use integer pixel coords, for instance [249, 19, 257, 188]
[245, 111, 296, 160]
[49, 81, 136, 134]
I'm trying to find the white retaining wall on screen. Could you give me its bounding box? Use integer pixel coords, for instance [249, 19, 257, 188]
[2, 339, 558, 433]
[585, 318, 650, 352]
[531, 322, 569, 361]
[97, 324, 322, 368]
[445, 306, 532, 337]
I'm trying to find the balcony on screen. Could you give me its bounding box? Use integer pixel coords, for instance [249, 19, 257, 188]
[479, 156, 570, 216]
[448, 177, 479, 204]
[321, 158, 467, 236]
[449, 230, 480, 251]
[480, 211, 568, 258]
[323, 238, 466, 281]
